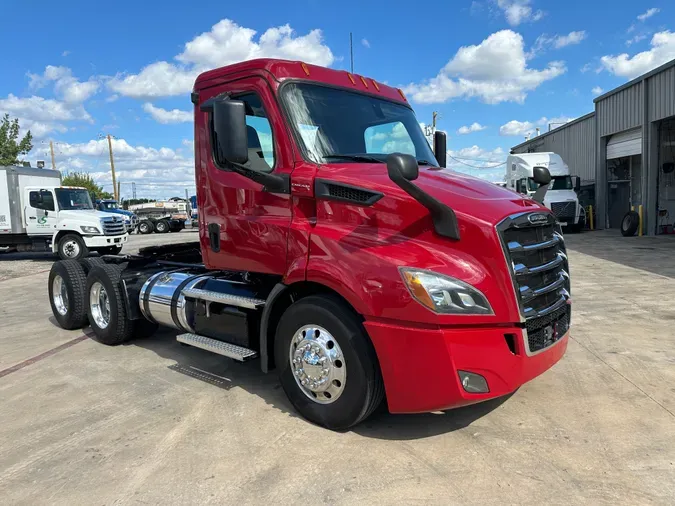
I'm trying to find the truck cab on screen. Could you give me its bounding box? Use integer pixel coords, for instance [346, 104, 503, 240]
[25, 186, 128, 258]
[506, 152, 584, 231]
[95, 199, 138, 233]
[48, 59, 570, 430]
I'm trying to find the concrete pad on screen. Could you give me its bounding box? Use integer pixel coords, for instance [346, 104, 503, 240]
[0, 230, 674, 504]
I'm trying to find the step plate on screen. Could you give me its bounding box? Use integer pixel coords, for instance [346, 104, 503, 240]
[176, 333, 258, 362]
[181, 288, 265, 310]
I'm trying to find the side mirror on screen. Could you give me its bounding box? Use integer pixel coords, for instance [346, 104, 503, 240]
[36, 192, 44, 204]
[433, 131, 447, 168]
[387, 153, 419, 182]
[573, 175, 581, 192]
[212, 99, 248, 165]
[532, 166, 551, 186]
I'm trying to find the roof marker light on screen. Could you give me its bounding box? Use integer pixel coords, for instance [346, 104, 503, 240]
[372, 80, 380, 91]
[301, 63, 310, 76]
[397, 88, 407, 101]
[347, 73, 356, 85]
[359, 76, 369, 88]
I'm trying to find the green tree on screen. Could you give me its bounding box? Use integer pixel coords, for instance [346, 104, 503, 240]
[0, 114, 33, 166]
[61, 172, 114, 200]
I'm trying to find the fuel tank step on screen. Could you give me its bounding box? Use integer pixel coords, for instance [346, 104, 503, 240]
[176, 333, 258, 362]
[181, 288, 265, 310]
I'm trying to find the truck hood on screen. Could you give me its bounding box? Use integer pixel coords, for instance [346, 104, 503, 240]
[58, 209, 121, 225]
[543, 189, 578, 206]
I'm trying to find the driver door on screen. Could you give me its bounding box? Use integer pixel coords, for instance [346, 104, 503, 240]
[25, 189, 57, 235]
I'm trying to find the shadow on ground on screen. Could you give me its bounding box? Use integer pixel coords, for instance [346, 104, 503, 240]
[564, 230, 675, 278]
[126, 328, 507, 439]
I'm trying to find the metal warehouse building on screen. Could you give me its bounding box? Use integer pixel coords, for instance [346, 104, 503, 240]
[512, 59, 675, 235]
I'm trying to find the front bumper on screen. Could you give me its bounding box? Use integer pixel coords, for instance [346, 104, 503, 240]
[82, 234, 128, 248]
[364, 320, 568, 413]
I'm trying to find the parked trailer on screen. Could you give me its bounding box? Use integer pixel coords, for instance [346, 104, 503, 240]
[48, 58, 570, 429]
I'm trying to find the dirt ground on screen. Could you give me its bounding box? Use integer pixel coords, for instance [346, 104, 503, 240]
[0, 229, 674, 505]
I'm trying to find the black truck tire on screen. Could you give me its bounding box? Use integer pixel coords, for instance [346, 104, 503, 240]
[86, 264, 136, 345]
[57, 233, 89, 260]
[138, 221, 153, 234]
[48, 260, 89, 330]
[154, 220, 170, 233]
[621, 211, 640, 237]
[274, 295, 384, 430]
[79, 257, 106, 274]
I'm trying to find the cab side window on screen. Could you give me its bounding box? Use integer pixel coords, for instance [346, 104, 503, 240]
[29, 190, 55, 211]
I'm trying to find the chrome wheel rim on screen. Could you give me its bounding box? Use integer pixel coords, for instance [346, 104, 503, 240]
[290, 325, 346, 404]
[90, 281, 110, 329]
[62, 240, 80, 258]
[52, 275, 69, 316]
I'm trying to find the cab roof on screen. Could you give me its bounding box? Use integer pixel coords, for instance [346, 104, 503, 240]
[193, 58, 408, 105]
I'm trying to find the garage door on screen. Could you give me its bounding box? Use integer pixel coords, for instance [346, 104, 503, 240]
[607, 128, 642, 159]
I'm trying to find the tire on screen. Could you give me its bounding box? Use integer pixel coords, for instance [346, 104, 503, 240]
[48, 260, 88, 330]
[274, 295, 384, 430]
[79, 257, 106, 274]
[138, 221, 153, 234]
[154, 220, 169, 233]
[97, 245, 123, 255]
[58, 233, 89, 260]
[621, 211, 640, 237]
[86, 264, 135, 345]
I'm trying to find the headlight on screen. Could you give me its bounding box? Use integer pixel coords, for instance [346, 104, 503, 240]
[400, 268, 493, 315]
[81, 226, 101, 234]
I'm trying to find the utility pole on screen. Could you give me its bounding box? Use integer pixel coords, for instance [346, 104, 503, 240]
[117, 181, 121, 202]
[106, 134, 118, 201]
[432, 111, 438, 131]
[132, 182, 137, 199]
[350, 32, 354, 73]
[49, 141, 57, 170]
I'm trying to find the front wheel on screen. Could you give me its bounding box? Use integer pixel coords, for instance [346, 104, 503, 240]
[58, 233, 89, 260]
[274, 295, 384, 430]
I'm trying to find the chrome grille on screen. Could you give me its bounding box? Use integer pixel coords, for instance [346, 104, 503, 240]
[550, 201, 575, 221]
[498, 211, 571, 354]
[101, 217, 126, 236]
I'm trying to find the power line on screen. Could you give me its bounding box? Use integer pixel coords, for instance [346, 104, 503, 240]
[447, 154, 506, 169]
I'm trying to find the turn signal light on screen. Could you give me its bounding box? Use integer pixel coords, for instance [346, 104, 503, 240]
[301, 62, 310, 76]
[359, 75, 369, 88]
[347, 73, 356, 85]
[397, 88, 407, 101]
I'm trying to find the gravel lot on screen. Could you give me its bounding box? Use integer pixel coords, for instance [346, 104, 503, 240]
[1, 229, 674, 505]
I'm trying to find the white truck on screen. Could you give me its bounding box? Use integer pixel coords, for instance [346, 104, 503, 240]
[505, 152, 585, 232]
[0, 165, 129, 259]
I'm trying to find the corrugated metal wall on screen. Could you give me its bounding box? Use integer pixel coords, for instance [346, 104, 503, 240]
[596, 83, 642, 136]
[648, 65, 675, 122]
[511, 114, 596, 183]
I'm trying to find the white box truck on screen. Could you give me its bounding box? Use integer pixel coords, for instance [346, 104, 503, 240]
[505, 152, 585, 232]
[0, 165, 128, 259]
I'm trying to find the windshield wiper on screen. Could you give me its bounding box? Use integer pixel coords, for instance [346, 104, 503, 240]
[417, 160, 438, 167]
[323, 154, 384, 163]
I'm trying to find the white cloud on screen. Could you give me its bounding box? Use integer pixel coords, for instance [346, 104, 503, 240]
[637, 8, 659, 22]
[580, 62, 593, 73]
[530, 31, 587, 57]
[143, 103, 192, 124]
[591, 86, 603, 95]
[0, 94, 91, 123]
[457, 122, 487, 134]
[361, 38, 370, 48]
[499, 116, 574, 136]
[404, 30, 565, 104]
[62, 50, 70, 57]
[28, 65, 99, 103]
[600, 31, 675, 79]
[109, 19, 334, 99]
[496, 0, 544, 26]
[626, 34, 648, 46]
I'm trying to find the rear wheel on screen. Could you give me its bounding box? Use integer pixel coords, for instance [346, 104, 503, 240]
[48, 260, 88, 329]
[138, 221, 153, 234]
[86, 264, 134, 345]
[154, 220, 169, 233]
[58, 234, 89, 260]
[274, 295, 384, 430]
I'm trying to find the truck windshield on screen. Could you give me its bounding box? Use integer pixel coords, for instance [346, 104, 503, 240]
[55, 189, 94, 210]
[527, 175, 573, 192]
[101, 202, 119, 210]
[282, 83, 438, 166]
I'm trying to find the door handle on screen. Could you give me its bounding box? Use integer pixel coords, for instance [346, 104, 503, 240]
[29, 217, 36, 220]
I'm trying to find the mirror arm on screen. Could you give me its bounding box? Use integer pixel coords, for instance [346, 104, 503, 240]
[532, 183, 549, 204]
[228, 161, 290, 194]
[389, 172, 460, 240]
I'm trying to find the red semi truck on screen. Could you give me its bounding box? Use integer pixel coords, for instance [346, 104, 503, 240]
[47, 59, 570, 429]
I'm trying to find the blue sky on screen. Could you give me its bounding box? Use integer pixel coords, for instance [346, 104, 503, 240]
[1, 0, 673, 198]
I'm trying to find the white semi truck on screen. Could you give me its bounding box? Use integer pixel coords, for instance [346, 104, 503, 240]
[0, 165, 129, 259]
[505, 152, 585, 232]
